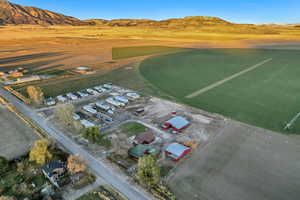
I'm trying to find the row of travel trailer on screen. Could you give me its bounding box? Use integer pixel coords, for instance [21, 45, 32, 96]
[78, 93, 141, 128]
[45, 83, 114, 105]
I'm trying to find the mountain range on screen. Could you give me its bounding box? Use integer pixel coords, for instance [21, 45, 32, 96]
[0, 0, 298, 28]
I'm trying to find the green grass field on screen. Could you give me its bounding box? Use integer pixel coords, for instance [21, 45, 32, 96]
[112, 46, 184, 60]
[139, 48, 300, 134]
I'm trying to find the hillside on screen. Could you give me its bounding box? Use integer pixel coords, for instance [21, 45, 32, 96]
[0, 0, 94, 25]
[85, 16, 231, 27]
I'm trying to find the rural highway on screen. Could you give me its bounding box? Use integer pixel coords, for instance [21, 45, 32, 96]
[0, 84, 152, 200]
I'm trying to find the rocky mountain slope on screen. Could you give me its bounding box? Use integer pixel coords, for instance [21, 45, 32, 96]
[0, 0, 94, 25]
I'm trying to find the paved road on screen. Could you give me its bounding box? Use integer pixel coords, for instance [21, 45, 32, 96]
[0, 85, 152, 200]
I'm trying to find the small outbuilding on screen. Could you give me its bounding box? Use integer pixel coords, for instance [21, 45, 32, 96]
[163, 116, 190, 132]
[134, 131, 155, 145]
[165, 143, 191, 162]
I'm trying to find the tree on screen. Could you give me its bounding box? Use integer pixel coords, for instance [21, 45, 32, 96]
[137, 155, 160, 187]
[81, 127, 101, 143]
[54, 104, 75, 127]
[0, 156, 9, 174]
[26, 85, 44, 105]
[67, 154, 87, 174]
[29, 139, 52, 165]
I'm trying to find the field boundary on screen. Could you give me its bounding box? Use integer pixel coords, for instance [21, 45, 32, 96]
[185, 58, 273, 98]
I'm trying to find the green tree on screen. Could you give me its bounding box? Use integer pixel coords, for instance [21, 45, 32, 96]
[54, 103, 75, 127]
[29, 139, 52, 165]
[81, 127, 101, 143]
[81, 127, 111, 148]
[137, 155, 160, 187]
[26, 85, 44, 105]
[0, 156, 9, 174]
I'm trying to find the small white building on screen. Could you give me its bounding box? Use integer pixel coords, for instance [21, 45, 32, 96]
[83, 105, 97, 114]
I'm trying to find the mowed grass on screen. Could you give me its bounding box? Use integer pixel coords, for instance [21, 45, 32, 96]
[112, 46, 184, 60]
[120, 122, 147, 137]
[139, 48, 300, 134]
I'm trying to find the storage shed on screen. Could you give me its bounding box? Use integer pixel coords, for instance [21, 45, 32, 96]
[165, 143, 191, 161]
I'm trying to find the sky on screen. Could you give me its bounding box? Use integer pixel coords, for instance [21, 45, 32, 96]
[10, 0, 300, 24]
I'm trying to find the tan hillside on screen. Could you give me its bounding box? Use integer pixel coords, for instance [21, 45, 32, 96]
[0, 0, 94, 25]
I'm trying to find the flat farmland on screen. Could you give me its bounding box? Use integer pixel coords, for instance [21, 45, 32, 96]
[0, 105, 39, 160]
[169, 122, 300, 200]
[139, 48, 300, 134]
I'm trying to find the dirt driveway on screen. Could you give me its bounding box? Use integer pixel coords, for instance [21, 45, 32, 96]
[169, 121, 300, 200]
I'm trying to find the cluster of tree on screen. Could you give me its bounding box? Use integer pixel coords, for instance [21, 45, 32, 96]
[67, 154, 87, 174]
[137, 155, 160, 187]
[26, 85, 44, 105]
[54, 104, 82, 131]
[29, 139, 52, 165]
[81, 127, 111, 148]
[0, 156, 9, 174]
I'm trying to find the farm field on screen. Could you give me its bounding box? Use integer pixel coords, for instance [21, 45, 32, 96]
[139, 48, 300, 134]
[112, 46, 184, 59]
[169, 122, 300, 200]
[0, 105, 39, 160]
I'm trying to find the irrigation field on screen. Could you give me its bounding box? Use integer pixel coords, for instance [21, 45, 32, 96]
[139, 48, 300, 134]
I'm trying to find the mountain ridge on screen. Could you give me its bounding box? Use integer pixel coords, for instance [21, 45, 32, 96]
[0, 0, 94, 25]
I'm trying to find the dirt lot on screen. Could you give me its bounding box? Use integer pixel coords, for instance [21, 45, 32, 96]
[0, 105, 39, 160]
[168, 121, 300, 200]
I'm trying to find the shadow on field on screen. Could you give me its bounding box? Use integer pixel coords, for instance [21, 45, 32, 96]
[0, 52, 64, 65]
[0, 56, 70, 72]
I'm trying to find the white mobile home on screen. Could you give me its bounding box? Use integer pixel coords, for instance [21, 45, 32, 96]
[80, 120, 95, 128]
[106, 97, 125, 107]
[114, 96, 129, 104]
[57, 95, 67, 103]
[66, 93, 78, 100]
[95, 102, 110, 111]
[83, 105, 97, 114]
[126, 92, 141, 99]
[86, 88, 99, 95]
